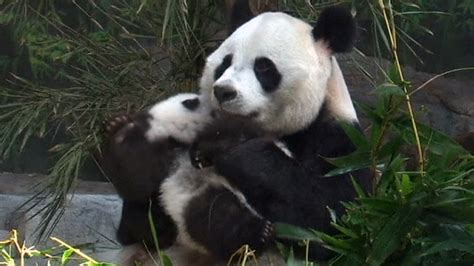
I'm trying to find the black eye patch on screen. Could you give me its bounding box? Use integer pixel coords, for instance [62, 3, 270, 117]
[182, 98, 200, 111]
[254, 57, 281, 92]
[214, 54, 233, 80]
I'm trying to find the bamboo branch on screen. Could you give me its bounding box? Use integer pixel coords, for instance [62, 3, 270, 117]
[379, 0, 425, 175]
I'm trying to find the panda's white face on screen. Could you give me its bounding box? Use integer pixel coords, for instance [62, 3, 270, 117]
[145, 93, 213, 144]
[200, 12, 335, 136]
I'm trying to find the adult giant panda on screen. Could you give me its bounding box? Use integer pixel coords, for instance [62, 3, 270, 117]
[162, 2, 372, 261]
[103, 1, 372, 262]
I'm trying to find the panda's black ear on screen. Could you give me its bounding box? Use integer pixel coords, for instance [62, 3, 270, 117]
[229, 0, 255, 35]
[182, 98, 200, 111]
[312, 6, 356, 53]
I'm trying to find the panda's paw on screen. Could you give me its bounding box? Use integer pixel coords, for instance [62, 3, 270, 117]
[242, 219, 274, 255]
[259, 220, 275, 244]
[103, 114, 133, 139]
[189, 144, 213, 169]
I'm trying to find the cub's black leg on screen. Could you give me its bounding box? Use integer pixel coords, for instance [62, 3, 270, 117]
[100, 112, 173, 201]
[118, 199, 177, 249]
[184, 187, 274, 260]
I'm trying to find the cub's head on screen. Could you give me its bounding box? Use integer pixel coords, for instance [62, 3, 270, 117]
[200, 4, 358, 136]
[145, 93, 213, 144]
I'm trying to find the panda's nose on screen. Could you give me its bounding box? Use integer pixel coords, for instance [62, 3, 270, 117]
[213, 85, 237, 103]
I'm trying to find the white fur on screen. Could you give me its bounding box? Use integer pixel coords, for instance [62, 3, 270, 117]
[200, 12, 332, 136]
[145, 93, 213, 143]
[325, 57, 358, 122]
[160, 154, 262, 254]
[200, 12, 358, 136]
[274, 140, 294, 158]
[160, 154, 209, 254]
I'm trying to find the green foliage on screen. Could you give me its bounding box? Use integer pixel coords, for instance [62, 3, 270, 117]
[148, 200, 173, 266]
[353, 0, 474, 74]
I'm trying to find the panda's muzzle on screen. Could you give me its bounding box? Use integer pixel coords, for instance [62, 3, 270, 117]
[213, 85, 237, 103]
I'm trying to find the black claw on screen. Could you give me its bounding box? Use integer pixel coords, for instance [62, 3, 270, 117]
[259, 220, 274, 244]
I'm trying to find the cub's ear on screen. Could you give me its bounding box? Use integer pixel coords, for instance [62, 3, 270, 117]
[312, 6, 356, 53]
[229, 0, 255, 35]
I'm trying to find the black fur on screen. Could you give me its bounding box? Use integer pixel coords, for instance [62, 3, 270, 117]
[214, 54, 233, 81]
[192, 103, 371, 260]
[117, 198, 177, 248]
[213, 85, 237, 103]
[100, 112, 180, 201]
[190, 116, 264, 169]
[254, 57, 282, 93]
[99, 112, 180, 249]
[229, 0, 255, 34]
[184, 187, 273, 259]
[312, 6, 356, 53]
[182, 97, 200, 111]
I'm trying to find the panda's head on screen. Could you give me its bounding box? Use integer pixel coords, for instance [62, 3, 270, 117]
[200, 4, 358, 136]
[145, 93, 213, 144]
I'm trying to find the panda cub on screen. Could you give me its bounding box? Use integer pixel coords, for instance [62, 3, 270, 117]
[100, 93, 213, 249]
[167, 3, 372, 261]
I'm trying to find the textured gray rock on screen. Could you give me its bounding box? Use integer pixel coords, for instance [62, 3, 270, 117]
[22, 194, 122, 249]
[0, 174, 122, 263]
[339, 55, 474, 136]
[0, 229, 8, 240]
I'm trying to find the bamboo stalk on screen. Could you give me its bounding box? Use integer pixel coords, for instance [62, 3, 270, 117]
[379, 0, 425, 175]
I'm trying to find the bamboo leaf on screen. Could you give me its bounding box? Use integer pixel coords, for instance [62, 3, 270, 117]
[324, 151, 372, 177]
[339, 121, 370, 150]
[367, 205, 421, 265]
[61, 248, 74, 265]
[274, 223, 321, 242]
[375, 83, 405, 97]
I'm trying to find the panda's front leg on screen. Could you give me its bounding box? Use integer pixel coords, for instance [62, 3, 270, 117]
[213, 139, 311, 206]
[189, 116, 263, 169]
[184, 186, 274, 259]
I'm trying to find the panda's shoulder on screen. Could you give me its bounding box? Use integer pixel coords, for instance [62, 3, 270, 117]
[280, 103, 359, 159]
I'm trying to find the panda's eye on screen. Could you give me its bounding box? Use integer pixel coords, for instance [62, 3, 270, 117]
[254, 57, 275, 72]
[214, 54, 233, 80]
[254, 57, 282, 93]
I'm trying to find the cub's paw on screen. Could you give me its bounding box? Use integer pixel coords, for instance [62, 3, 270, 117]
[189, 134, 241, 169]
[103, 114, 140, 144]
[189, 145, 213, 169]
[240, 219, 274, 256]
[103, 114, 132, 137]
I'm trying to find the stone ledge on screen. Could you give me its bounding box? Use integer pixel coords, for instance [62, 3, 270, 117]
[0, 172, 117, 195]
